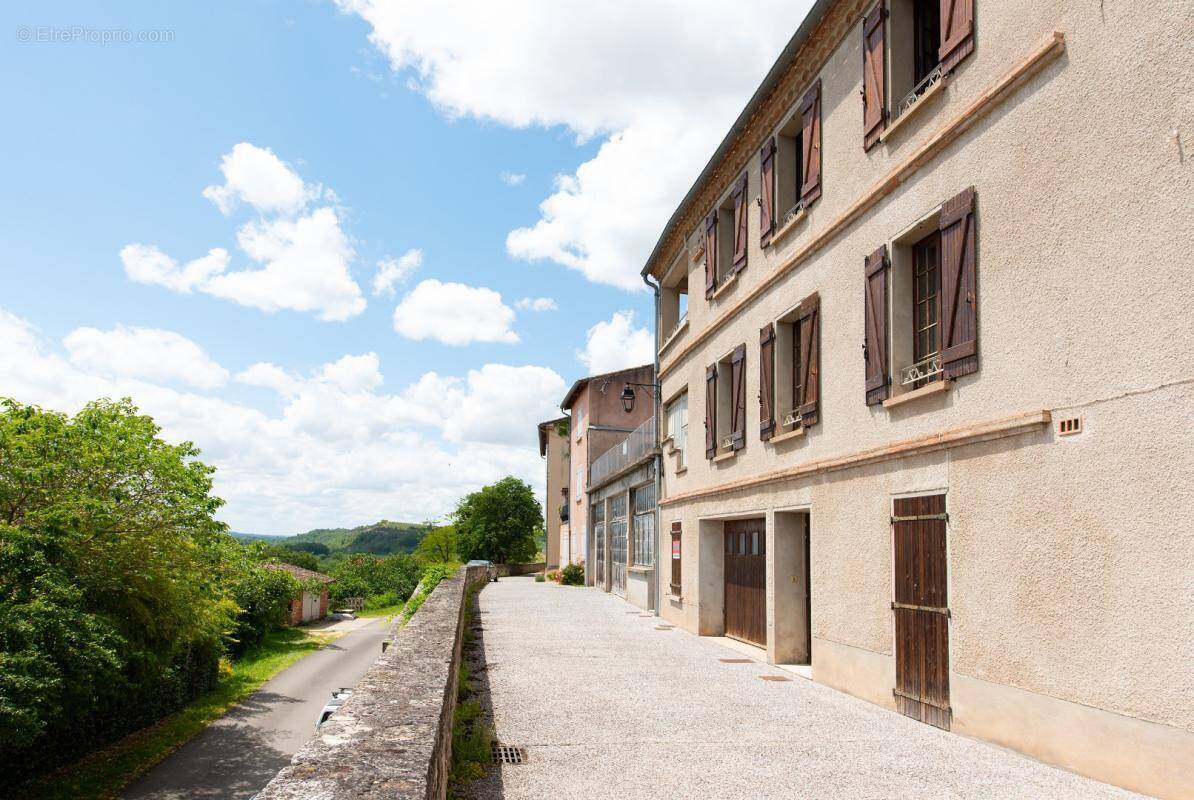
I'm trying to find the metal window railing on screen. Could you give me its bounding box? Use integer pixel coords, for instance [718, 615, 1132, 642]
[589, 415, 657, 487]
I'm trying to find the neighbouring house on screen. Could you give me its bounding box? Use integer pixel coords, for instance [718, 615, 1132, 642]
[537, 417, 571, 570]
[560, 364, 658, 610]
[265, 563, 334, 625]
[639, 1, 1192, 798]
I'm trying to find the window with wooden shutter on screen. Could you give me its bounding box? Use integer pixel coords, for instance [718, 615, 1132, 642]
[704, 211, 717, 299]
[939, 0, 974, 74]
[759, 138, 776, 247]
[669, 521, 682, 595]
[730, 344, 746, 451]
[864, 245, 890, 405]
[800, 80, 822, 207]
[862, 2, 887, 150]
[759, 323, 775, 440]
[939, 187, 977, 378]
[705, 364, 717, 460]
[732, 173, 748, 273]
[796, 293, 821, 426]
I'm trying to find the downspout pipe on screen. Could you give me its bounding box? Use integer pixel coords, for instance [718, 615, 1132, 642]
[643, 271, 663, 617]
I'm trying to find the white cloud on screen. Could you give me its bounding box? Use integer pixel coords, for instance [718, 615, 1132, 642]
[339, 0, 814, 290]
[63, 324, 230, 390]
[499, 171, 526, 186]
[576, 310, 654, 374]
[0, 308, 564, 535]
[514, 296, 557, 312]
[392, 279, 518, 345]
[202, 142, 319, 215]
[372, 248, 422, 295]
[124, 145, 366, 322]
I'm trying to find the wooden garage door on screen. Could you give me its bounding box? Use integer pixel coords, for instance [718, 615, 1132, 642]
[892, 494, 951, 730]
[724, 518, 766, 647]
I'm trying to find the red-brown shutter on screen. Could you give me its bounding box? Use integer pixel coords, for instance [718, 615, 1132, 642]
[732, 173, 748, 273]
[864, 245, 890, 405]
[730, 343, 746, 451]
[797, 293, 820, 426]
[862, 2, 887, 150]
[759, 138, 776, 247]
[939, 0, 974, 74]
[800, 80, 822, 207]
[759, 323, 775, 440]
[939, 187, 978, 378]
[704, 211, 717, 299]
[705, 363, 717, 459]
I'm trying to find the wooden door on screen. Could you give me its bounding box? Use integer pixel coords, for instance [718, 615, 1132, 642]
[593, 522, 605, 588]
[892, 495, 951, 730]
[724, 518, 766, 646]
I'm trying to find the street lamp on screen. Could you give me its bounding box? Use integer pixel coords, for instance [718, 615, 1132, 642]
[619, 382, 661, 413]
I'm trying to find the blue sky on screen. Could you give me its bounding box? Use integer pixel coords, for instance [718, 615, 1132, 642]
[0, 0, 810, 533]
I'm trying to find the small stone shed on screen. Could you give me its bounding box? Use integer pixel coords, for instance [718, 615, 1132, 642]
[264, 563, 334, 625]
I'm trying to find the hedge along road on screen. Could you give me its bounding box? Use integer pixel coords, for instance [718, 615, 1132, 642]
[122, 616, 389, 800]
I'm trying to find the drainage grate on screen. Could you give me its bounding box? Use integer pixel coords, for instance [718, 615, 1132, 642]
[491, 743, 527, 765]
[760, 675, 792, 682]
[719, 658, 752, 663]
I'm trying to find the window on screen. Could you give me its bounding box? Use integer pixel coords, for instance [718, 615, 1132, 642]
[574, 404, 585, 440]
[631, 483, 656, 567]
[864, 187, 978, 405]
[575, 465, 584, 502]
[703, 173, 748, 298]
[764, 294, 820, 436]
[660, 252, 689, 346]
[706, 345, 745, 458]
[761, 82, 821, 246]
[666, 393, 689, 469]
[862, 0, 974, 146]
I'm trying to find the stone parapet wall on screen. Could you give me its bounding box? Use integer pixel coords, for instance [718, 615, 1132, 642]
[495, 561, 545, 577]
[257, 565, 489, 800]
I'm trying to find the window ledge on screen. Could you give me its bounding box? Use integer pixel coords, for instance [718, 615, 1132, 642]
[667, 594, 684, 604]
[710, 271, 738, 299]
[691, 244, 705, 264]
[659, 318, 689, 354]
[882, 379, 949, 409]
[882, 72, 948, 144]
[768, 426, 806, 445]
[768, 206, 808, 248]
[628, 565, 654, 575]
[713, 450, 737, 463]
[673, 466, 688, 476]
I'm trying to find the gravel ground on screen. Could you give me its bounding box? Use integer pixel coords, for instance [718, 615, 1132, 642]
[457, 577, 1144, 800]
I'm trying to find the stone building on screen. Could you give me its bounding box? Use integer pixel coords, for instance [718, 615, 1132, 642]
[640, 1, 1193, 797]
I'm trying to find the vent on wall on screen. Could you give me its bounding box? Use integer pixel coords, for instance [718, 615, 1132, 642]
[1057, 416, 1083, 436]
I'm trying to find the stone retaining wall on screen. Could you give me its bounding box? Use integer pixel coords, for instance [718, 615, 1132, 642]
[257, 565, 489, 800]
[494, 561, 545, 577]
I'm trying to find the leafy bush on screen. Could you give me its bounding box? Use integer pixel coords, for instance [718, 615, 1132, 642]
[545, 570, 560, 582]
[364, 591, 401, 611]
[559, 562, 585, 586]
[329, 553, 420, 603]
[534, 573, 545, 582]
[402, 564, 456, 624]
[453, 477, 541, 564]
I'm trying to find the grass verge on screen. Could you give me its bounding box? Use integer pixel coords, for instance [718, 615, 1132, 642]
[449, 585, 493, 796]
[23, 627, 338, 800]
[357, 603, 405, 621]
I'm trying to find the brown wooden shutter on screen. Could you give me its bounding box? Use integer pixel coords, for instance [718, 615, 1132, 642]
[939, 187, 978, 379]
[670, 521, 682, 595]
[862, 2, 887, 151]
[800, 80, 822, 207]
[759, 323, 775, 440]
[759, 138, 776, 247]
[864, 245, 890, 405]
[705, 363, 717, 459]
[939, 0, 974, 74]
[732, 173, 748, 273]
[704, 211, 717, 299]
[797, 293, 820, 426]
[730, 343, 746, 451]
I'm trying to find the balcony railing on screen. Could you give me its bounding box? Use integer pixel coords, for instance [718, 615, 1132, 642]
[589, 415, 656, 487]
[896, 65, 943, 119]
[900, 353, 943, 386]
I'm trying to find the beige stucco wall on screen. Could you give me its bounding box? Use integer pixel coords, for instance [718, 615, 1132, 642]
[541, 421, 570, 569]
[651, 1, 1194, 796]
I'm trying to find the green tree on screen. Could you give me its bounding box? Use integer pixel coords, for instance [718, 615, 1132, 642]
[414, 524, 458, 565]
[253, 542, 322, 572]
[452, 477, 542, 564]
[328, 553, 421, 602]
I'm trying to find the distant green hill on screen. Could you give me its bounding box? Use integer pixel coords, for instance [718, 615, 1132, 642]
[234, 520, 429, 557]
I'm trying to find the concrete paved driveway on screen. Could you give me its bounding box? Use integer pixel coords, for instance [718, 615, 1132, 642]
[122, 616, 390, 800]
[460, 578, 1143, 800]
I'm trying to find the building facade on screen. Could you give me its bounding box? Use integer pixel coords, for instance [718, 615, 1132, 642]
[265, 563, 334, 625]
[642, 1, 1193, 798]
[560, 365, 656, 586]
[538, 417, 571, 570]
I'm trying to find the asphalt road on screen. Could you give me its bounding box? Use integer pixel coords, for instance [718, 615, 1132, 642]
[121, 616, 390, 800]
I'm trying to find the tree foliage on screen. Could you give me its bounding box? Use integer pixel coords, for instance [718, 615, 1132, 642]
[328, 553, 421, 603]
[414, 524, 458, 565]
[452, 477, 542, 564]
